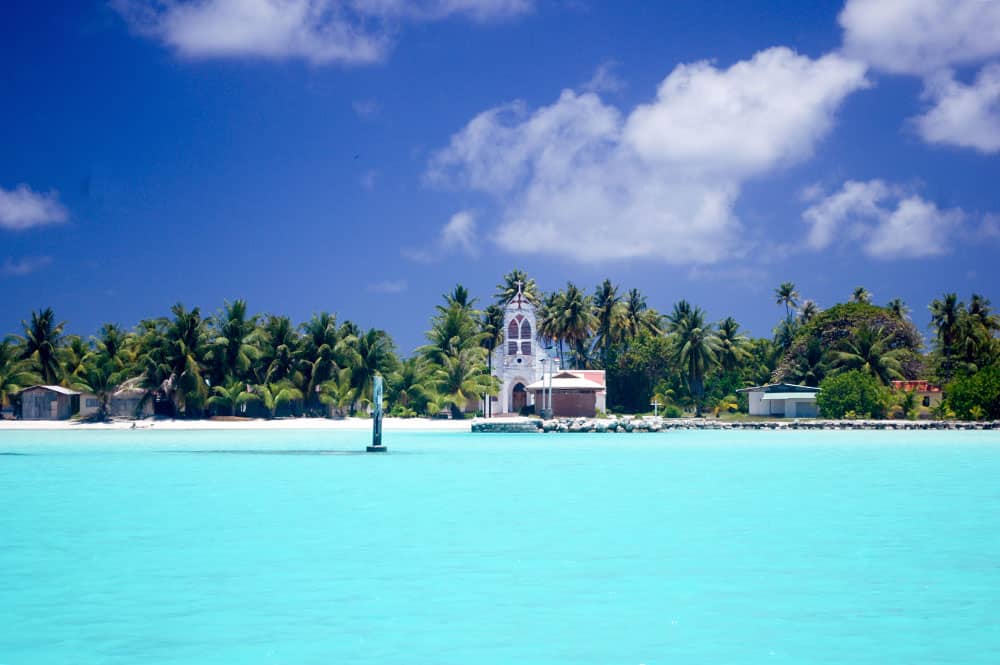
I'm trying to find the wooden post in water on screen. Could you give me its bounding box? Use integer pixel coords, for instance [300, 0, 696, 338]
[367, 375, 386, 452]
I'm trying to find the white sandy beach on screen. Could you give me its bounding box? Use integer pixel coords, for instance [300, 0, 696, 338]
[0, 417, 473, 432]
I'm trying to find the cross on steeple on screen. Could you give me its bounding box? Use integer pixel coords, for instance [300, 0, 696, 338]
[514, 279, 524, 308]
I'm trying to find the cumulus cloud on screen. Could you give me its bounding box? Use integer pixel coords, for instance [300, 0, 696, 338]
[840, 0, 1000, 76]
[440, 210, 478, 255]
[428, 47, 868, 264]
[402, 209, 479, 262]
[582, 61, 625, 94]
[112, 0, 533, 65]
[915, 65, 1000, 153]
[623, 48, 869, 177]
[0, 184, 68, 231]
[1, 256, 53, 276]
[802, 180, 965, 259]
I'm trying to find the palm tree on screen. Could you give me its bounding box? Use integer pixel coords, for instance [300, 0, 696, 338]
[432, 347, 497, 419]
[537, 290, 565, 361]
[421, 297, 485, 364]
[62, 335, 90, 382]
[851, 287, 873, 304]
[21, 308, 65, 385]
[670, 306, 719, 416]
[930, 293, 963, 383]
[207, 299, 262, 385]
[72, 337, 131, 420]
[259, 380, 304, 418]
[786, 336, 828, 387]
[480, 304, 505, 416]
[495, 269, 540, 305]
[716, 317, 750, 373]
[592, 279, 622, 366]
[622, 288, 660, 340]
[349, 328, 398, 410]
[799, 300, 820, 325]
[445, 284, 477, 310]
[957, 293, 1000, 370]
[206, 379, 258, 417]
[773, 316, 799, 353]
[258, 315, 299, 384]
[318, 368, 356, 418]
[556, 282, 595, 369]
[774, 282, 800, 318]
[298, 312, 358, 411]
[1, 339, 39, 417]
[96, 323, 128, 366]
[666, 300, 693, 333]
[829, 323, 906, 385]
[142, 303, 209, 417]
[886, 298, 910, 319]
[388, 357, 434, 416]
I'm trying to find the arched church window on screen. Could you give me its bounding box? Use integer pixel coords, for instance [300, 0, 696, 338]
[508, 319, 519, 339]
[520, 319, 531, 339]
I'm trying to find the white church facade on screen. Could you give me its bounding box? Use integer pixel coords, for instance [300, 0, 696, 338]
[490, 285, 552, 415]
[489, 283, 607, 417]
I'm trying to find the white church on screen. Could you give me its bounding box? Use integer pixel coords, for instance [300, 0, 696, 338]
[489, 283, 606, 417]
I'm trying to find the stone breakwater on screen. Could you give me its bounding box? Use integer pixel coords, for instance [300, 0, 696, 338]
[471, 417, 1000, 433]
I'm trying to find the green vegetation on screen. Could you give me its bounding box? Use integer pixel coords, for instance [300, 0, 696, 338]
[1, 275, 998, 422]
[816, 370, 890, 419]
[946, 366, 1000, 420]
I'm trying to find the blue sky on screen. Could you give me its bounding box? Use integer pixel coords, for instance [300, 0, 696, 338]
[3, 0, 999, 354]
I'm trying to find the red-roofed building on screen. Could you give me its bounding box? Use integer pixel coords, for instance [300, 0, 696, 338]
[891, 380, 943, 409]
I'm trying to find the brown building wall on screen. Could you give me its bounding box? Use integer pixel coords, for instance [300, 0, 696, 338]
[550, 390, 596, 418]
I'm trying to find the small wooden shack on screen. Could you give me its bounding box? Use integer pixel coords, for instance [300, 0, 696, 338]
[17, 385, 81, 420]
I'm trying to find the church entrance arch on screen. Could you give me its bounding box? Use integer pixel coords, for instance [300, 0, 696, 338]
[511, 383, 527, 414]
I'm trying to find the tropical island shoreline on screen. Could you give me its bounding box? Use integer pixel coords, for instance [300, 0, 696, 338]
[2, 415, 997, 433]
[0, 416, 472, 432]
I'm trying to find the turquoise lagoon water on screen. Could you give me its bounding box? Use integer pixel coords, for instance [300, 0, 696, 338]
[2, 429, 1000, 665]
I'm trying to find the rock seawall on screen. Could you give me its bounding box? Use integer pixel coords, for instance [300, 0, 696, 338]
[472, 417, 1000, 433]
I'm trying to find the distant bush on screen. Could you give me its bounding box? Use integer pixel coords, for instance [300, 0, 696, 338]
[946, 365, 1000, 420]
[662, 405, 683, 418]
[817, 370, 890, 419]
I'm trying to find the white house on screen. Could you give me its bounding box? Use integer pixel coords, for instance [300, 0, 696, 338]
[738, 383, 820, 418]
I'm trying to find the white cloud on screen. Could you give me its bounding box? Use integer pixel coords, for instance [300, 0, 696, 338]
[978, 214, 1000, 240]
[624, 48, 869, 177]
[428, 47, 868, 264]
[803, 180, 893, 251]
[915, 65, 1000, 153]
[0, 184, 68, 231]
[582, 61, 625, 94]
[401, 209, 479, 262]
[367, 279, 408, 293]
[354, 0, 532, 22]
[2, 256, 53, 276]
[802, 180, 965, 259]
[840, 0, 1000, 76]
[440, 210, 478, 255]
[113, 0, 533, 65]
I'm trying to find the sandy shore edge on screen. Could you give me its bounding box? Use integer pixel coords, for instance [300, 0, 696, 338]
[0, 417, 472, 432]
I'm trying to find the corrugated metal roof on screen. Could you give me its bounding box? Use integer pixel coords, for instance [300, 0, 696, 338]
[738, 383, 820, 394]
[760, 392, 819, 401]
[19, 385, 81, 396]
